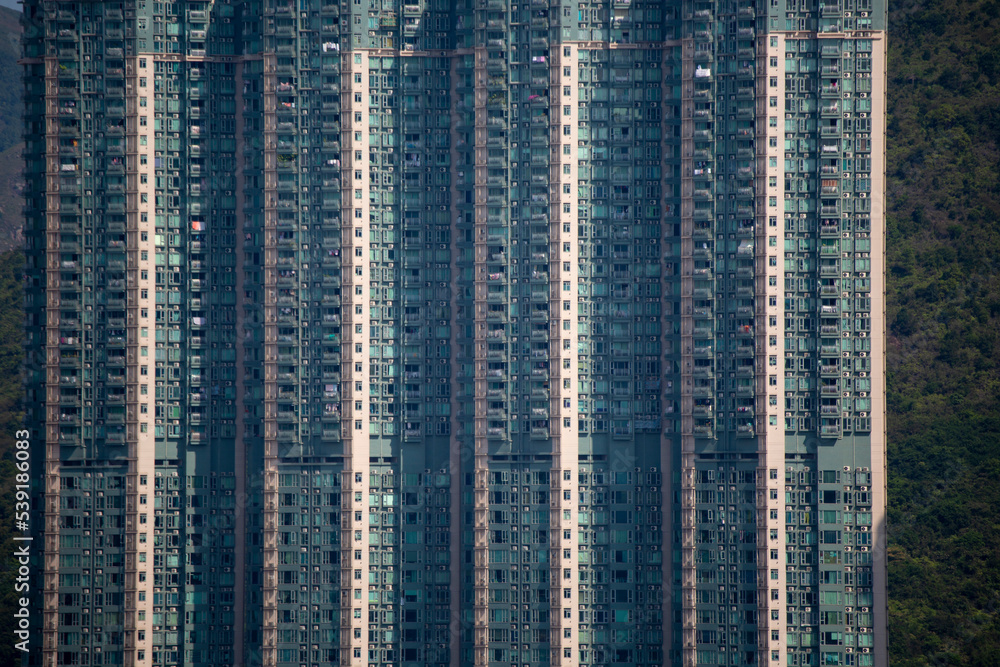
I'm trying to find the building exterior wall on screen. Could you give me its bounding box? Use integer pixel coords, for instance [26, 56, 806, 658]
[22, 1, 886, 666]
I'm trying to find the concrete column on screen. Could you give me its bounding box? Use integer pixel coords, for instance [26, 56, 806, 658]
[548, 44, 579, 667]
[260, 51, 279, 667]
[121, 54, 156, 667]
[868, 30, 889, 667]
[678, 35, 699, 667]
[470, 45, 490, 667]
[41, 54, 61, 667]
[756, 34, 788, 667]
[339, 50, 371, 667]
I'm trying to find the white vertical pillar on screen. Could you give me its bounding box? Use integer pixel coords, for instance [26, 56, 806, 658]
[470, 45, 490, 667]
[548, 44, 579, 667]
[756, 34, 788, 667]
[122, 53, 156, 667]
[260, 51, 279, 667]
[678, 34, 699, 667]
[340, 50, 371, 667]
[868, 30, 889, 667]
[41, 54, 61, 667]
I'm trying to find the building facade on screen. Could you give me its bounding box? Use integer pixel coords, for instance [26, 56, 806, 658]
[22, 1, 887, 666]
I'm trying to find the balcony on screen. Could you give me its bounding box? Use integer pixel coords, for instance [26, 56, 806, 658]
[692, 366, 714, 380]
[692, 385, 713, 398]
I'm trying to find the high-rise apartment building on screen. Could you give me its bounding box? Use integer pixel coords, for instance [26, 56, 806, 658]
[22, 1, 886, 666]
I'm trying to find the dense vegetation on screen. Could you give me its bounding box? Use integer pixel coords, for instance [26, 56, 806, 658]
[0, 0, 997, 664]
[0, 250, 25, 667]
[884, 0, 1000, 664]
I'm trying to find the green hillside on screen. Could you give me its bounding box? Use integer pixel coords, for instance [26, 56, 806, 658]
[0, 249, 24, 667]
[884, 0, 1000, 664]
